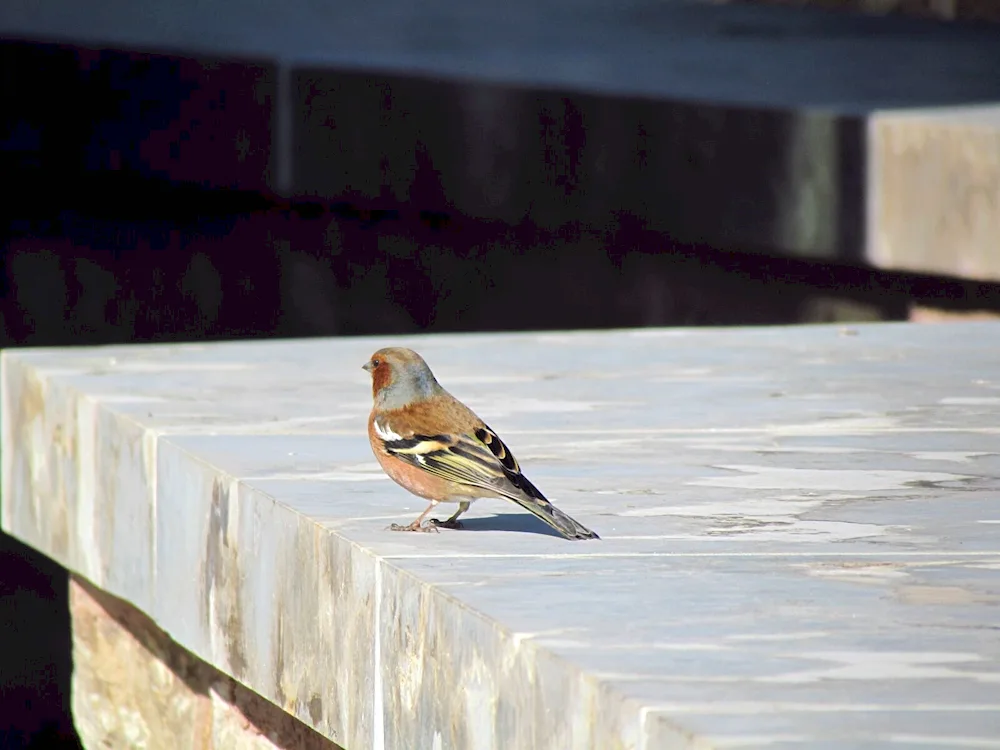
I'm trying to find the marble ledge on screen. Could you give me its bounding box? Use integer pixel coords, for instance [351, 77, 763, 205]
[3, 322, 1000, 749]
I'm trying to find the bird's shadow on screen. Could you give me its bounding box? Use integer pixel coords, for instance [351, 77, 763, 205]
[445, 514, 566, 538]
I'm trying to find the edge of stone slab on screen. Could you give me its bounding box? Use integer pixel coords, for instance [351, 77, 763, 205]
[866, 103, 1000, 283]
[0, 343, 696, 750]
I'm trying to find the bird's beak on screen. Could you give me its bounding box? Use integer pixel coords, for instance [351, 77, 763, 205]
[362, 360, 374, 373]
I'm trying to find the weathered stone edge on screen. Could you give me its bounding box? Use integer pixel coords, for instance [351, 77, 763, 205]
[0, 351, 690, 750]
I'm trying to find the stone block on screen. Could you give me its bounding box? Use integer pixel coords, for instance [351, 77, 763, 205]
[870, 105, 1000, 282]
[4, 325, 1000, 748]
[69, 576, 339, 750]
[4, 2, 1000, 280]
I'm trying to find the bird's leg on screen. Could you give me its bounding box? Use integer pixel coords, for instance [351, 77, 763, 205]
[430, 501, 470, 529]
[390, 502, 440, 533]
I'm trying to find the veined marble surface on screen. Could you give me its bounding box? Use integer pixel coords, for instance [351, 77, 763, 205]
[4, 323, 1000, 749]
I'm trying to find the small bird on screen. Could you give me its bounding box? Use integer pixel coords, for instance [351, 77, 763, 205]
[363, 347, 599, 540]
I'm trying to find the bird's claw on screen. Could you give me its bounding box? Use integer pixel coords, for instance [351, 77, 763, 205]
[430, 518, 464, 530]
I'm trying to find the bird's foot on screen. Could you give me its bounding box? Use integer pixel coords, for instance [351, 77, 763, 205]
[429, 517, 464, 530]
[389, 521, 440, 533]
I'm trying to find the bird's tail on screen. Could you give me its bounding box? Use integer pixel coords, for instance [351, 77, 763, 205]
[508, 492, 599, 540]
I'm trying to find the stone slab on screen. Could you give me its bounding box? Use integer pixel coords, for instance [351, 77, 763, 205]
[4, 2, 1000, 276]
[4, 0, 1000, 111]
[3, 323, 1000, 748]
[870, 104, 1000, 282]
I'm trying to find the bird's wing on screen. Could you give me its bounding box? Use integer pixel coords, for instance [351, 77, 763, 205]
[377, 417, 599, 540]
[380, 423, 542, 500]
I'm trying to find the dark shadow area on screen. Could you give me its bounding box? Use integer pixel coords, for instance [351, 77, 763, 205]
[0, 530, 80, 750]
[293, 70, 874, 264]
[8, 188, 1000, 350]
[438, 514, 569, 538]
[0, 42, 275, 195]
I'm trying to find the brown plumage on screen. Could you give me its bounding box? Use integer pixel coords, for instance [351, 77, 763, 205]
[363, 347, 599, 540]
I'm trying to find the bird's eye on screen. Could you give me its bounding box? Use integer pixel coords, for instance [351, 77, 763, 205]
[371, 358, 381, 368]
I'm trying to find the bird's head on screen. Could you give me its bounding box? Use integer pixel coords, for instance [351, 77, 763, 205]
[363, 347, 443, 409]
